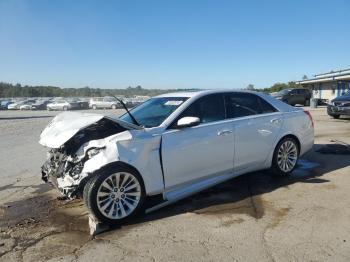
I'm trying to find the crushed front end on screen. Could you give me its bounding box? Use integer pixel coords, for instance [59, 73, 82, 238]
[39, 112, 139, 198]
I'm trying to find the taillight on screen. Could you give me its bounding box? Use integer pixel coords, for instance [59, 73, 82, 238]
[304, 111, 314, 127]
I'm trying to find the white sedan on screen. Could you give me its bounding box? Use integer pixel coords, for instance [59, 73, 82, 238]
[39, 90, 314, 224]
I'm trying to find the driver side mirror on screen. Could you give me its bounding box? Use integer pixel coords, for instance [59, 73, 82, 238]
[176, 116, 200, 128]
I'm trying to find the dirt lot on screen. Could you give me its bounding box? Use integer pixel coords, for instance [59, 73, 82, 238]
[0, 107, 350, 262]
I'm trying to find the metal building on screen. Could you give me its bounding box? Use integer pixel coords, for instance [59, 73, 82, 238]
[297, 68, 350, 102]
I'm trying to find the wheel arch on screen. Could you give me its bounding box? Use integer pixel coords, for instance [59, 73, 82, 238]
[78, 161, 146, 196]
[264, 133, 301, 169]
[83, 160, 147, 224]
[277, 134, 301, 154]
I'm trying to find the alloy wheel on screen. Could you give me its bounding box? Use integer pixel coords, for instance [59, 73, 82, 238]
[277, 140, 298, 172]
[96, 172, 141, 219]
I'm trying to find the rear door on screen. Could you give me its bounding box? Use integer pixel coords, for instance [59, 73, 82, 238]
[224, 93, 282, 172]
[161, 94, 235, 189]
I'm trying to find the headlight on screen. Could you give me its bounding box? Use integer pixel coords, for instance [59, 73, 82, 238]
[86, 147, 105, 158]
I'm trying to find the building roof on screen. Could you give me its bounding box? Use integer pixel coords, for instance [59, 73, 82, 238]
[297, 68, 350, 84]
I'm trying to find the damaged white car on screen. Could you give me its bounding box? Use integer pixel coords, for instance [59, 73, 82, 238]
[39, 90, 314, 224]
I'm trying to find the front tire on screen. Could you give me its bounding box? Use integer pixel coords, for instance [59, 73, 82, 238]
[84, 166, 145, 224]
[271, 137, 299, 176]
[332, 115, 340, 119]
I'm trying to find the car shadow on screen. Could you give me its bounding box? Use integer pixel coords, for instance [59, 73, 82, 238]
[100, 143, 350, 233]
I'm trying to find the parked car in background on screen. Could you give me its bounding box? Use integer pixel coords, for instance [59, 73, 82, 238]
[47, 100, 80, 111]
[0, 100, 13, 110]
[8, 99, 36, 110]
[77, 100, 89, 109]
[40, 90, 314, 225]
[31, 100, 51, 110]
[327, 91, 350, 119]
[89, 97, 121, 109]
[20, 100, 37, 110]
[271, 88, 312, 106]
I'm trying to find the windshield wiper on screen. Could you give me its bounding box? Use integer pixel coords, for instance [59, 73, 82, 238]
[107, 93, 141, 126]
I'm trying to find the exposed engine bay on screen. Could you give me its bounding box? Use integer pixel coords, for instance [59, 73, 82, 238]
[41, 118, 129, 198]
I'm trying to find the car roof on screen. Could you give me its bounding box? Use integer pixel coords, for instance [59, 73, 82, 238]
[155, 89, 265, 99]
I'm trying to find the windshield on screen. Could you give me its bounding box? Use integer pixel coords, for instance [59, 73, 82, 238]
[276, 89, 292, 96]
[120, 97, 188, 128]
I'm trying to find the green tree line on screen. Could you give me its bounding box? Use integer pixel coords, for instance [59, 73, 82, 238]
[0, 81, 303, 98]
[246, 81, 302, 93]
[0, 82, 199, 98]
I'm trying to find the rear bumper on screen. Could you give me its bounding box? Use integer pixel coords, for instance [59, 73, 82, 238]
[327, 105, 350, 116]
[299, 130, 314, 156]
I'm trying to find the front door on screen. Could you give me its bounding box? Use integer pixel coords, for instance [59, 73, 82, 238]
[161, 94, 234, 189]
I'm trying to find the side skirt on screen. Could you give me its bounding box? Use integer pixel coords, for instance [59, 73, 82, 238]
[145, 170, 239, 214]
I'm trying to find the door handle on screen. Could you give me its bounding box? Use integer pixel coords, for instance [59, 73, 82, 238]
[270, 118, 281, 124]
[217, 130, 233, 136]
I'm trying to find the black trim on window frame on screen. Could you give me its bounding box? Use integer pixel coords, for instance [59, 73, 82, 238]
[167, 92, 279, 129]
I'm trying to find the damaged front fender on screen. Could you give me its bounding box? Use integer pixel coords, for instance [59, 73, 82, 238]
[81, 131, 164, 196]
[40, 112, 164, 199]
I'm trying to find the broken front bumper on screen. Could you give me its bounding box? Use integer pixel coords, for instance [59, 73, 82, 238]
[41, 158, 83, 198]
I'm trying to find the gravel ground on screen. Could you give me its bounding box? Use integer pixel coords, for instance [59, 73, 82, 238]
[0, 107, 350, 262]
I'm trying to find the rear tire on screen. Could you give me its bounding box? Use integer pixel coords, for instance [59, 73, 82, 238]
[84, 166, 145, 225]
[271, 137, 299, 177]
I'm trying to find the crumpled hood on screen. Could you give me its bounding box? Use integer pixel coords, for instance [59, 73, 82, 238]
[39, 112, 141, 148]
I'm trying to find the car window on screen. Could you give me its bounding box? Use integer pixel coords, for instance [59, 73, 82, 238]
[277, 89, 291, 96]
[225, 93, 276, 118]
[258, 97, 277, 113]
[176, 94, 225, 124]
[120, 97, 188, 128]
[104, 97, 114, 102]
